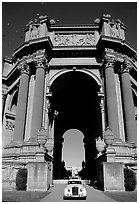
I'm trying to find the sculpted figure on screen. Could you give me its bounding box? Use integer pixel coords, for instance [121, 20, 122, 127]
[110, 21, 120, 38]
[31, 25, 39, 39]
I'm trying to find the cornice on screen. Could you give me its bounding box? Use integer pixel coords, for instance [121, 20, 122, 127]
[51, 24, 99, 30]
[97, 35, 136, 57]
[13, 36, 52, 59]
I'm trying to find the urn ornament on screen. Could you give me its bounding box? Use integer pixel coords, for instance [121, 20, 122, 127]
[96, 136, 105, 153]
[104, 127, 114, 146]
[45, 138, 54, 152]
[37, 127, 48, 147]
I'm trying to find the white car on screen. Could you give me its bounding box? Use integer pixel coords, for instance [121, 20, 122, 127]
[63, 180, 87, 200]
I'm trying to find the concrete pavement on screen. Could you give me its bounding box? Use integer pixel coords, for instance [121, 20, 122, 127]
[40, 183, 116, 202]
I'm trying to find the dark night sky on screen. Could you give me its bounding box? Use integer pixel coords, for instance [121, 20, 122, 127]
[2, 1, 137, 168]
[2, 2, 137, 59]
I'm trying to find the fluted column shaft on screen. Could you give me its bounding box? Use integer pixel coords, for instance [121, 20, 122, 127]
[13, 63, 30, 142]
[104, 55, 120, 140]
[119, 60, 137, 143]
[30, 58, 47, 141]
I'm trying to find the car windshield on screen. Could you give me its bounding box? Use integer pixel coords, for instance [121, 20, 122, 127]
[68, 181, 82, 185]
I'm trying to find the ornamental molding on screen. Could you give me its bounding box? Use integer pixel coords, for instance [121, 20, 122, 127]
[51, 33, 95, 47]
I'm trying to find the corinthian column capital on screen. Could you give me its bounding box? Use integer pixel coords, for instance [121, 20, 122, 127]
[103, 49, 116, 70]
[2, 84, 8, 98]
[34, 57, 48, 70]
[33, 49, 48, 70]
[118, 59, 132, 75]
[18, 62, 30, 75]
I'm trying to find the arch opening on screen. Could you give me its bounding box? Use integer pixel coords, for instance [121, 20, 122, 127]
[62, 129, 85, 168]
[49, 71, 102, 180]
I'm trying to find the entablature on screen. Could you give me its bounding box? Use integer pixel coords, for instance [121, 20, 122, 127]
[49, 57, 100, 68]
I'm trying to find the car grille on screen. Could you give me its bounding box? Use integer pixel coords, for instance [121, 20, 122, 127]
[72, 187, 78, 195]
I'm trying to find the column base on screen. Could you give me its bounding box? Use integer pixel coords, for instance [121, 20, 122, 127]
[112, 141, 137, 163]
[103, 162, 125, 191]
[27, 162, 50, 191]
[106, 146, 116, 162]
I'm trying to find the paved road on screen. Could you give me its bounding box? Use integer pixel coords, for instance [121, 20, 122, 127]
[40, 184, 116, 202]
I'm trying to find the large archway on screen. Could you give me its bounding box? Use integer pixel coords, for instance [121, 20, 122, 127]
[49, 70, 102, 180]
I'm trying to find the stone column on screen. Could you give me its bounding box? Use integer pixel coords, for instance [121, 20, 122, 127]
[103, 51, 120, 141]
[115, 74, 125, 141]
[13, 62, 30, 143]
[119, 60, 137, 143]
[30, 55, 47, 141]
[24, 75, 35, 141]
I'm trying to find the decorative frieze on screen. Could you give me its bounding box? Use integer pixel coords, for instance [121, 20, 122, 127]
[51, 33, 95, 47]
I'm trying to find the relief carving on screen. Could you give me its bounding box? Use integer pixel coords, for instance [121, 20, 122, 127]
[2, 165, 14, 180]
[52, 33, 95, 47]
[2, 165, 22, 181]
[29, 20, 39, 39]
[109, 20, 121, 38]
[5, 120, 15, 131]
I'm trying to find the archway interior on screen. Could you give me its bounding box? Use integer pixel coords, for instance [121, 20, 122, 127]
[62, 129, 85, 168]
[50, 71, 102, 180]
